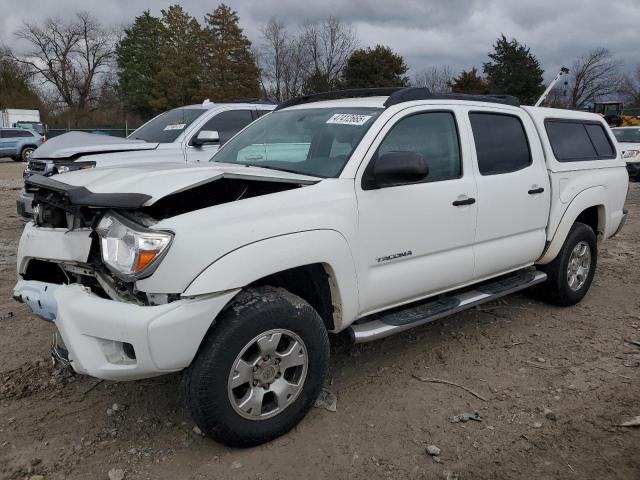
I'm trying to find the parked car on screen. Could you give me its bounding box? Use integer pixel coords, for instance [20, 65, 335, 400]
[612, 126, 640, 181]
[14, 87, 628, 447]
[17, 101, 275, 217]
[0, 128, 44, 162]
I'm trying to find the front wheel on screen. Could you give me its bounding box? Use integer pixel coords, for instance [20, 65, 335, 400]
[21, 146, 35, 162]
[534, 222, 597, 306]
[183, 286, 329, 447]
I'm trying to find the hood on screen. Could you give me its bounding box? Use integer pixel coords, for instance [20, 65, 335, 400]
[27, 162, 321, 208]
[32, 131, 159, 160]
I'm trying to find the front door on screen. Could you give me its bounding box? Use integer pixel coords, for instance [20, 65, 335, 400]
[356, 107, 478, 315]
[465, 108, 550, 279]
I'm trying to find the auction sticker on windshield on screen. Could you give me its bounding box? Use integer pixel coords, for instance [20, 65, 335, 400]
[326, 113, 372, 126]
[163, 123, 186, 131]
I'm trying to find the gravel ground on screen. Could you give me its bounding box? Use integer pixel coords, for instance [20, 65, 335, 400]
[0, 159, 639, 480]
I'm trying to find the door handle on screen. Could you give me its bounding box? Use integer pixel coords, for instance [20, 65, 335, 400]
[452, 197, 476, 206]
[528, 187, 545, 195]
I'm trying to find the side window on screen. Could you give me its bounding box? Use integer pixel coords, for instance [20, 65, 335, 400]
[469, 112, 531, 175]
[0, 130, 5, 138]
[196, 109, 254, 145]
[545, 120, 615, 161]
[15, 130, 33, 138]
[256, 109, 271, 118]
[374, 111, 461, 183]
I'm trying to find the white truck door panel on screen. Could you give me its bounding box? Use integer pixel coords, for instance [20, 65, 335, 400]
[465, 108, 550, 279]
[356, 107, 477, 315]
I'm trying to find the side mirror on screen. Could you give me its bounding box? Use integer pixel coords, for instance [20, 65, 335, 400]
[192, 130, 220, 146]
[363, 151, 428, 189]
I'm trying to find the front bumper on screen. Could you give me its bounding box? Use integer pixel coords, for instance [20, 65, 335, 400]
[14, 281, 239, 381]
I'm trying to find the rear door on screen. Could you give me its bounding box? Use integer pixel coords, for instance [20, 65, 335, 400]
[0, 130, 8, 156]
[0, 129, 20, 157]
[464, 107, 550, 280]
[186, 108, 255, 162]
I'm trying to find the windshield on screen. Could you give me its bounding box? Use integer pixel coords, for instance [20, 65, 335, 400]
[128, 108, 206, 143]
[612, 128, 640, 143]
[211, 107, 382, 177]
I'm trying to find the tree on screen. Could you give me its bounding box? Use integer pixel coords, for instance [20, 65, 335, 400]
[413, 65, 452, 93]
[483, 35, 544, 104]
[300, 16, 357, 93]
[116, 11, 165, 117]
[201, 4, 261, 101]
[623, 65, 640, 107]
[449, 67, 489, 94]
[343, 45, 408, 88]
[567, 48, 622, 108]
[148, 5, 203, 111]
[259, 18, 307, 101]
[0, 49, 41, 110]
[11, 13, 116, 124]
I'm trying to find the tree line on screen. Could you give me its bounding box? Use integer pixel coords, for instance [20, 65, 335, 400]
[1, 4, 639, 128]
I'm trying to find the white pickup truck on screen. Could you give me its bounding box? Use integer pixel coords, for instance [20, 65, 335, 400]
[17, 101, 275, 217]
[13, 88, 628, 447]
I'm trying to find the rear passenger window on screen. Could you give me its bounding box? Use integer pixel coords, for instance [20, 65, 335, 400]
[545, 120, 615, 162]
[469, 113, 531, 175]
[376, 111, 461, 183]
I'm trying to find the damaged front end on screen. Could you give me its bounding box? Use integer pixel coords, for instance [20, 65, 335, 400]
[14, 169, 316, 380]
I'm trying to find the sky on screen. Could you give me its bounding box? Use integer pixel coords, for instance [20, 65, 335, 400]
[1, 0, 639, 81]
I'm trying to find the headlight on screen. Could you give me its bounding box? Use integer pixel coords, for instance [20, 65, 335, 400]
[623, 150, 640, 161]
[56, 161, 96, 174]
[95, 213, 173, 279]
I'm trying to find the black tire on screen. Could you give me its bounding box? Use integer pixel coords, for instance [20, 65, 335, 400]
[20, 146, 36, 162]
[534, 222, 597, 306]
[183, 286, 330, 447]
[11, 156, 22, 162]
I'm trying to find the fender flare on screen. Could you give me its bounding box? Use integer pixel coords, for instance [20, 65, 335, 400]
[183, 230, 359, 331]
[537, 186, 607, 265]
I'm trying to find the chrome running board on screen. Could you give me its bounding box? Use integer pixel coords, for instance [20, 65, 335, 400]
[349, 270, 547, 343]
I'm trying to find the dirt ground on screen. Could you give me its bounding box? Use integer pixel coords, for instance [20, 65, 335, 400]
[0, 158, 638, 480]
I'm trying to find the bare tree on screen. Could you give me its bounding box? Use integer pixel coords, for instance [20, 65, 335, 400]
[413, 65, 453, 93]
[300, 16, 357, 91]
[568, 48, 623, 108]
[622, 65, 640, 106]
[10, 12, 116, 122]
[259, 18, 307, 101]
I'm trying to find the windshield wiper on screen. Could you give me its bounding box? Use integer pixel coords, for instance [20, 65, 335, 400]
[228, 162, 323, 178]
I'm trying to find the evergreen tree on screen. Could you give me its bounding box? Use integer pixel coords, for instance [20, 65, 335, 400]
[148, 5, 203, 111]
[116, 11, 165, 117]
[483, 35, 544, 104]
[0, 54, 41, 110]
[343, 45, 408, 88]
[449, 67, 489, 94]
[201, 4, 261, 101]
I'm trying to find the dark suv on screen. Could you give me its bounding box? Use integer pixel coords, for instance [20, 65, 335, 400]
[0, 128, 44, 162]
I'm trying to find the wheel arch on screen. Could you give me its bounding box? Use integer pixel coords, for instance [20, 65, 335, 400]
[183, 230, 359, 332]
[538, 187, 607, 265]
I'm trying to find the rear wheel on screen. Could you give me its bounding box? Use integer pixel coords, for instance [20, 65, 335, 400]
[183, 286, 329, 447]
[21, 146, 35, 162]
[534, 222, 597, 306]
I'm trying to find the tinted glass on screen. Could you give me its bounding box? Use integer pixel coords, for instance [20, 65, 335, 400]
[585, 124, 614, 157]
[377, 112, 461, 182]
[545, 120, 616, 161]
[196, 109, 254, 144]
[4, 129, 33, 138]
[213, 107, 382, 177]
[256, 109, 272, 118]
[470, 113, 531, 175]
[128, 108, 206, 143]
